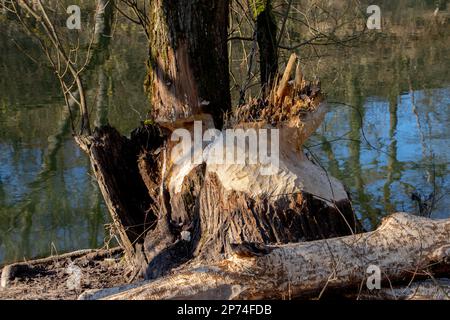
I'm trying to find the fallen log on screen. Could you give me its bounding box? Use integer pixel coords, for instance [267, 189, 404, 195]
[358, 278, 450, 300]
[81, 213, 449, 300]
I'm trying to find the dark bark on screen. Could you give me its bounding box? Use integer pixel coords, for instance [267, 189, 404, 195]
[75, 125, 165, 262]
[189, 171, 360, 264]
[144, 0, 231, 129]
[94, 0, 114, 47]
[255, 1, 278, 92]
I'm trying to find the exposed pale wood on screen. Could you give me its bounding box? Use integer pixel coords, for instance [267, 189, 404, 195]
[72, 11, 341, 282]
[295, 62, 304, 91]
[149, 100, 360, 277]
[78, 281, 146, 300]
[84, 213, 450, 300]
[74, 102, 358, 280]
[276, 53, 297, 102]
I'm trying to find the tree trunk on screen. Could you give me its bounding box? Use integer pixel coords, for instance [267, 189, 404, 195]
[144, 0, 231, 129]
[94, 0, 114, 47]
[76, 3, 359, 281]
[77, 62, 360, 284]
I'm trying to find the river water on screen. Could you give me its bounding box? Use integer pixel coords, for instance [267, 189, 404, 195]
[0, 2, 449, 264]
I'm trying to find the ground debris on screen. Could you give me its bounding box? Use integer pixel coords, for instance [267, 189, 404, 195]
[0, 248, 130, 300]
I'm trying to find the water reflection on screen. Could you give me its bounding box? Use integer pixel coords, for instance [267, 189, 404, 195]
[309, 86, 450, 230]
[0, 18, 149, 264]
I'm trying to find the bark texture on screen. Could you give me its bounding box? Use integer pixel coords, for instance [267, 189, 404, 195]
[76, 52, 360, 280]
[81, 213, 450, 300]
[75, 1, 360, 285]
[144, 0, 231, 128]
[75, 125, 165, 262]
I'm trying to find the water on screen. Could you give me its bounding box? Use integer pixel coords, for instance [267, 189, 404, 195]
[0, 3, 449, 264]
[309, 88, 450, 231]
[0, 21, 150, 264]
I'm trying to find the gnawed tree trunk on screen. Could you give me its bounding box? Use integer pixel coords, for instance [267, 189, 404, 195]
[75, 1, 358, 282]
[78, 213, 450, 300]
[76, 52, 360, 280]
